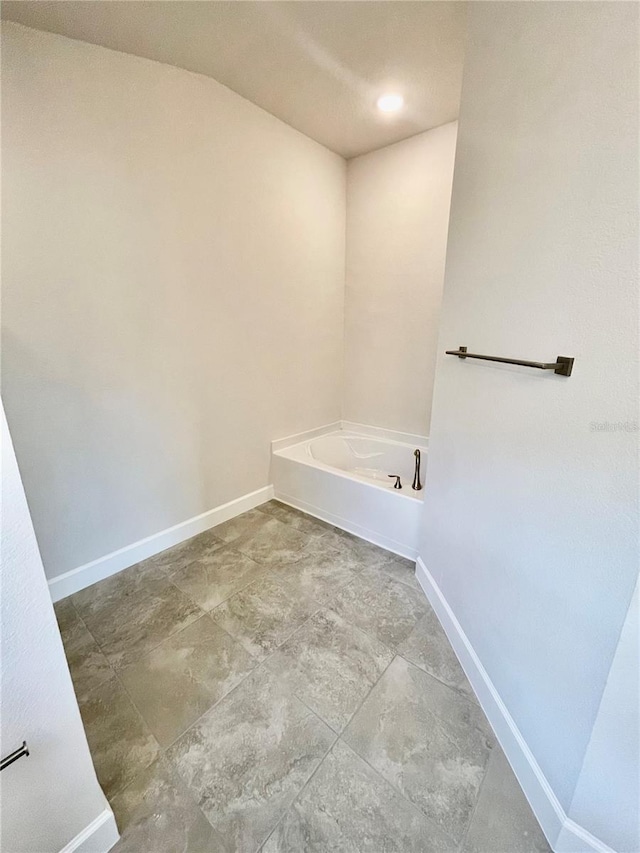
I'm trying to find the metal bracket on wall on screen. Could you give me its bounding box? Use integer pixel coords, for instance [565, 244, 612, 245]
[1, 741, 29, 772]
[445, 346, 574, 376]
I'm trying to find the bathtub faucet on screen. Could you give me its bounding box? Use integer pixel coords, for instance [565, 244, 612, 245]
[388, 474, 402, 490]
[412, 449, 422, 491]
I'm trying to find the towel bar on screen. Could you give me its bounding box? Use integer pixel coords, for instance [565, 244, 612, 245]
[1, 741, 29, 772]
[446, 346, 574, 376]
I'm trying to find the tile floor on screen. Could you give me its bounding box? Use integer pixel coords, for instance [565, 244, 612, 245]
[54, 501, 551, 853]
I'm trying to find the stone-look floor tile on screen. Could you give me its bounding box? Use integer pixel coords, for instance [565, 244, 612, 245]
[319, 529, 404, 573]
[170, 545, 266, 611]
[138, 529, 225, 573]
[330, 572, 428, 649]
[64, 514, 542, 853]
[258, 501, 332, 538]
[263, 740, 454, 853]
[361, 555, 422, 591]
[166, 666, 335, 853]
[266, 609, 393, 731]
[269, 546, 364, 605]
[398, 607, 476, 700]
[119, 615, 257, 747]
[54, 597, 80, 639]
[111, 757, 229, 852]
[84, 584, 203, 669]
[213, 508, 275, 543]
[211, 577, 319, 660]
[343, 656, 494, 844]
[59, 614, 114, 703]
[71, 560, 172, 624]
[266, 534, 343, 569]
[80, 678, 159, 799]
[461, 748, 551, 853]
[233, 517, 309, 565]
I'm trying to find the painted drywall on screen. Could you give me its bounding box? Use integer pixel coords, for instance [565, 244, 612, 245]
[1, 403, 118, 852]
[563, 577, 639, 853]
[418, 0, 638, 846]
[1, 1, 467, 159]
[343, 123, 457, 435]
[2, 23, 345, 581]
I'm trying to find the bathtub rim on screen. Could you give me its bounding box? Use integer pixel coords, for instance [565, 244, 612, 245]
[272, 429, 427, 503]
[271, 420, 428, 454]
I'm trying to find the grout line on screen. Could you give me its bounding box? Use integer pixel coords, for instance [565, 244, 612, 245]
[255, 502, 338, 541]
[157, 594, 326, 756]
[258, 732, 341, 853]
[153, 545, 347, 755]
[199, 608, 267, 660]
[456, 757, 490, 853]
[157, 646, 339, 843]
[336, 654, 461, 850]
[395, 650, 482, 705]
[322, 599, 398, 651]
[339, 649, 395, 731]
[256, 716, 341, 852]
[174, 566, 270, 617]
[289, 692, 340, 736]
[153, 582, 315, 755]
[61, 601, 120, 699]
[109, 674, 163, 799]
[263, 562, 360, 610]
[206, 576, 325, 656]
[68, 562, 209, 673]
[70, 619, 164, 805]
[158, 516, 403, 843]
[98, 584, 207, 674]
[260, 650, 397, 850]
[158, 658, 262, 755]
[394, 654, 494, 750]
[336, 726, 460, 851]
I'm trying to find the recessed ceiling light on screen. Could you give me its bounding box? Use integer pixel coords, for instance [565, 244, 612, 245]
[376, 93, 404, 113]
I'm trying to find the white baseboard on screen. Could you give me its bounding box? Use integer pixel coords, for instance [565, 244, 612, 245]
[275, 491, 417, 561]
[59, 809, 119, 853]
[554, 820, 616, 853]
[415, 558, 614, 853]
[49, 486, 274, 602]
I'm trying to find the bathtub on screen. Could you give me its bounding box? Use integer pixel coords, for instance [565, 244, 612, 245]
[270, 428, 427, 559]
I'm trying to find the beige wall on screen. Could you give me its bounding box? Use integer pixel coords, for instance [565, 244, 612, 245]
[419, 2, 638, 847]
[343, 123, 457, 436]
[2, 23, 346, 580]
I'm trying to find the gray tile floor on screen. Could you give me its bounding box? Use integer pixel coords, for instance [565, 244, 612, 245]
[54, 501, 551, 853]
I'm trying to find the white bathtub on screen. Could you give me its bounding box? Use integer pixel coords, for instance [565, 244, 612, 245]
[270, 428, 427, 559]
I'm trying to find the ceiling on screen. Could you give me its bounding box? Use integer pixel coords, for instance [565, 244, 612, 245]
[2, 1, 467, 159]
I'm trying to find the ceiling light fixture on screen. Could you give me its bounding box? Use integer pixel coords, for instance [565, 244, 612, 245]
[376, 93, 404, 113]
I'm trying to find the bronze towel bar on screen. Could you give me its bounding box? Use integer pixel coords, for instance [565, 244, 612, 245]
[1, 741, 29, 772]
[445, 346, 574, 376]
